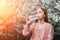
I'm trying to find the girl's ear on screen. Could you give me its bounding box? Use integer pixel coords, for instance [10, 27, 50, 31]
[44, 15, 46, 18]
[43, 15, 46, 19]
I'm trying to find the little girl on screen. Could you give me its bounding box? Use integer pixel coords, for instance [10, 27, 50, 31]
[22, 5, 54, 40]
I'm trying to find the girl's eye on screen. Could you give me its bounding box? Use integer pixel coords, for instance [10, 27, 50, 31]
[38, 11, 42, 13]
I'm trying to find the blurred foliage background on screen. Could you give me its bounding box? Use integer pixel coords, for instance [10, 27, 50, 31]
[21, 0, 60, 28]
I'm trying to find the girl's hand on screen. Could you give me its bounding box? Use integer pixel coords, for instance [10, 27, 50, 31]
[26, 15, 38, 26]
[26, 18, 33, 26]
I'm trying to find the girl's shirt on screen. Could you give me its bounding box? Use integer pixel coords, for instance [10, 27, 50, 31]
[23, 22, 54, 40]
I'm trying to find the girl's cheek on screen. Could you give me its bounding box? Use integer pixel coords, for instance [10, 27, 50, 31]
[36, 13, 40, 16]
[39, 14, 44, 18]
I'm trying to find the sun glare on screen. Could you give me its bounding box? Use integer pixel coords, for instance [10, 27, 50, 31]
[0, 0, 9, 23]
[0, 0, 26, 27]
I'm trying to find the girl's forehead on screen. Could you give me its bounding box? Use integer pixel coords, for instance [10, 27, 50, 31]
[36, 8, 43, 11]
[36, 8, 43, 12]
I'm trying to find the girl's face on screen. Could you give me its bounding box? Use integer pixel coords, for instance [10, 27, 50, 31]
[36, 8, 45, 20]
